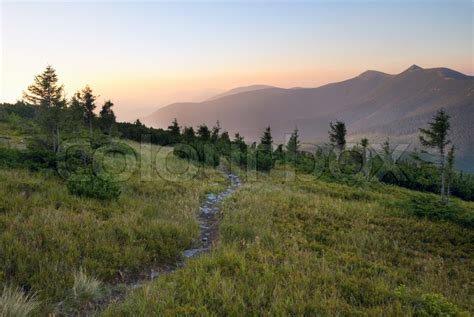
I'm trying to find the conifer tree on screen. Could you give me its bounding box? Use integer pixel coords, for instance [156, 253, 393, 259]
[99, 100, 116, 135]
[219, 131, 230, 143]
[259, 126, 273, 153]
[230, 133, 247, 167]
[66, 91, 86, 135]
[218, 130, 231, 156]
[419, 109, 451, 202]
[286, 127, 300, 161]
[22, 65, 66, 153]
[232, 133, 247, 161]
[183, 126, 195, 142]
[328, 121, 346, 151]
[233, 133, 246, 150]
[211, 120, 221, 143]
[257, 126, 274, 171]
[69, 92, 84, 121]
[80, 85, 96, 138]
[167, 118, 180, 137]
[274, 144, 284, 160]
[197, 124, 211, 141]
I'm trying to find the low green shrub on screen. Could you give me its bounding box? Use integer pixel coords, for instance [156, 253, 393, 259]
[67, 173, 121, 200]
[0, 147, 55, 171]
[408, 195, 473, 228]
[395, 285, 468, 316]
[173, 142, 220, 167]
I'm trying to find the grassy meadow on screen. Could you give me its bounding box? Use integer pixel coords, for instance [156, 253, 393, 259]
[0, 141, 228, 314]
[103, 164, 473, 316]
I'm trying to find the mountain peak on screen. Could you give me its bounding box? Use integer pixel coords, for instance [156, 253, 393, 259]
[404, 64, 423, 72]
[357, 70, 391, 80]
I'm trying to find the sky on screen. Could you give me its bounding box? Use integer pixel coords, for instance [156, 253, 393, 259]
[1, 0, 472, 121]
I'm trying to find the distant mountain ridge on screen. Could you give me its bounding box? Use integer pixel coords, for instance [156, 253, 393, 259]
[206, 85, 276, 101]
[143, 65, 474, 171]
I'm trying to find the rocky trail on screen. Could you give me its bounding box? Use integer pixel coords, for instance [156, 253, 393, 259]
[183, 171, 241, 258]
[81, 168, 241, 316]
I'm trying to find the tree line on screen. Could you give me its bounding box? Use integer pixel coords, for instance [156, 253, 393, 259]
[170, 112, 472, 202]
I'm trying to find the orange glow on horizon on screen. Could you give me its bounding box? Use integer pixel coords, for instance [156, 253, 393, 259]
[2, 61, 473, 122]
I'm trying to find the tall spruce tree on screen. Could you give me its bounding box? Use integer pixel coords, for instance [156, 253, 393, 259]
[218, 130, 231, 156]
[80, 85, 97, 138]
[211, 120, 221, 143]
[22, 65, 66, 153]
[233, 133, 247, 154]
[259, 126, 273, 153]
[328, 121, 346, 151]
[167, 118, 180, 138]
[256, 126, 274, 172]
[99, 100, 116, 135]
[286, 127, 300, 161]
[419, 109, 451, 202]
[69, 92, 84, 121]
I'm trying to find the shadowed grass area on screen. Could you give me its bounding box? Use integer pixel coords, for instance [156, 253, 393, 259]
[103, 167, 473, 316]
[0, 143, 228, 313]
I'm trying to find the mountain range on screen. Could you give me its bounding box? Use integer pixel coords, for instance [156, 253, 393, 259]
[143, 65, 474, 171]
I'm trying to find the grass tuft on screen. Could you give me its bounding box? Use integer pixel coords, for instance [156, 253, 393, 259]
[0, 286, 39, 317]
[72, 268, 103, 304]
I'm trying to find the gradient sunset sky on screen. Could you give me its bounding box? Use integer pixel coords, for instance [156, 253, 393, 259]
[1, 0, 472, 121]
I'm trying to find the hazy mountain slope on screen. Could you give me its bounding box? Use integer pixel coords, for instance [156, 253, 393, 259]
[143, 70, 394, 134]
[207, 85, 276, 101]
[143, 65, 474, 171]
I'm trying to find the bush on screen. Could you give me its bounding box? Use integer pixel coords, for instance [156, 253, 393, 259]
[173, 142, 220, 167]
[67, 172, 121, 200]
[395, 285, 467, 316]
[408, 195, 473, 228]
[417, 293, 466, 317]
[0, 286, 39, 317]
[0, 147, 56, 171]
